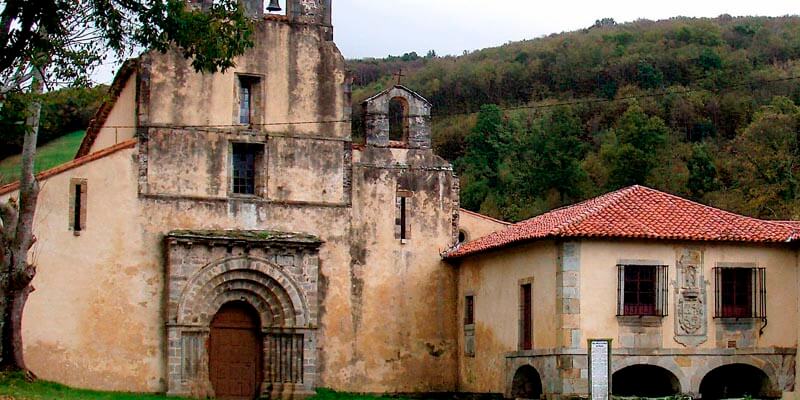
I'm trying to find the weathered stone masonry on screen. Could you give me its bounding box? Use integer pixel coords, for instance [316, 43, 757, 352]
[165, 230, 322, 398]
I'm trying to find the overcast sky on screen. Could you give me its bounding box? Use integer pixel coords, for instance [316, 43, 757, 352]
[333, 0, 799, 59]
[93, 0, 798, 83]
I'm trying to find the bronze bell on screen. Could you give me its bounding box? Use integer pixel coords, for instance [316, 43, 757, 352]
[266, 0, 281, 12]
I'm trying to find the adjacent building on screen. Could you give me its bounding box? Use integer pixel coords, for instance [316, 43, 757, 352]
[446, 185, 800, 399]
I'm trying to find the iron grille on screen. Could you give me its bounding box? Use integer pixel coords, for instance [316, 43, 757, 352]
[617, 264, 669, 317]
[714, 267, 766, 320]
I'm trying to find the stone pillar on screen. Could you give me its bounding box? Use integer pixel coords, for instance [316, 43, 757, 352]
[557, 242, 587, 398]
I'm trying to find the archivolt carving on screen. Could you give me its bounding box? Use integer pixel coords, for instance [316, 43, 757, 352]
[177, 256, 309, 328]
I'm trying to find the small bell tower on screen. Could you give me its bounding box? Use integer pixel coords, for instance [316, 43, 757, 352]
[362, 85, 432, 149]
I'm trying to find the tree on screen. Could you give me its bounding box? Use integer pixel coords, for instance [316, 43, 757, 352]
[730, 96, 800, 218]
[602, 103, 669, 188]
[687, 143, 719, 200]
[512, 106, 588, 207]
[0, 0, 254, 373]
[457, 104, 509, 214]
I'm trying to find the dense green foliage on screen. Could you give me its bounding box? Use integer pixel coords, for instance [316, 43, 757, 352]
[0, 86, 106, 159]
[348, 15, 800, 221]
[0, 130, 86, 185]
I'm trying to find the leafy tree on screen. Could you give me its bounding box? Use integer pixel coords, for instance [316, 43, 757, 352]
[603, 103, 669, 188]
[512, 106, 588, 205]
[0, 0, 254, 374]
[687, 143, 720, 200]
[730, 96, 800, 218]
[457, 105, 508, 212]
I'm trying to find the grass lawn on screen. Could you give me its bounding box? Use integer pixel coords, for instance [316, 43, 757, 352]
[0, 373, 404, 400]
[0, 130, 86, 185]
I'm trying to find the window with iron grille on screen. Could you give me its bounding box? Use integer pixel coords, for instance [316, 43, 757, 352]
[714, 267, 766, 319]
[231, 143, 262, 196]
[617, 264, 668, 317]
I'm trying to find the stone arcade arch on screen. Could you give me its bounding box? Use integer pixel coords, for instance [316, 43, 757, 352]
[612, 364, 681, 398]
[164, 230, 322, 399]
[511, 365, 544, 400]
[699, 364, 775, 399]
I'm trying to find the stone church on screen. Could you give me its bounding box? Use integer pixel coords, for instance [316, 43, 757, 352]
[2, 1, 800, 400]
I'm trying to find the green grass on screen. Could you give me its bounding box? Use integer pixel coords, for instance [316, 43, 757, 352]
[0, 372, 190, 399]
[0, 373, 406, 400]
[0, 130, 86, 185]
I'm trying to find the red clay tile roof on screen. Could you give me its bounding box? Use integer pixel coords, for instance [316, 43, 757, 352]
[446, 185, 800, 259]
[0, 139, 137, 197]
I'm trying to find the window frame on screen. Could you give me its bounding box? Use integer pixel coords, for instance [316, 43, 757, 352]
[616, 264, 669, 317]
[714, 266, 766, 320]
[229, 142, 266, 198]
[235, 74, 263, 127]
[69, 178, 88, 235]
[519, 280, 533, 351]
[395, 189, 412, 242]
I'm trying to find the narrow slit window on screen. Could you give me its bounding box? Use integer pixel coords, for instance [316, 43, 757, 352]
[465, 295, 475, 325]
[73, 184, 82, 231]
[520, 283, 533, 350]
[395, 190, 412, 241]
[239, 82, 252, 125]
[69, 178, 87, 233]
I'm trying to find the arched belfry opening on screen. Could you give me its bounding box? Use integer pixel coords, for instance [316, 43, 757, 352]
[388, 96, 409, 142]
[363, 85, 432, 149]
[164, 230, 322, 399]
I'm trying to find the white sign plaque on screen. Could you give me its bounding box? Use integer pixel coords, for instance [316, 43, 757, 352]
[589, 339, 612, 400]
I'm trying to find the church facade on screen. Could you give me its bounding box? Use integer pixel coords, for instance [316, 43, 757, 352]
[0, 1, 483, 398]
[3, 1, 800, 400]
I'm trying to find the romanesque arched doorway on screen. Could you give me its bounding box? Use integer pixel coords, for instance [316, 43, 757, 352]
[164, 231, 322, 399]
[209, 301, 263, 400]
[699, 364, 774, 399]
[612, 364, 681, 397]
[511, 365, 543, 399]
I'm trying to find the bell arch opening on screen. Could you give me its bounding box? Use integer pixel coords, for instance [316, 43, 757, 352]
[388, 96, 409, 142]
[699, 363, 774, 399]
[612, 364, 681, 397]
[511, 365, 543, 400]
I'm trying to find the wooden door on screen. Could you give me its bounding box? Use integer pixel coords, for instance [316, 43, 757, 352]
[209, 302, 262, 400]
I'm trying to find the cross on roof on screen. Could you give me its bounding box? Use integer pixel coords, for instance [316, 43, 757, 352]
[393, 69, 405, 85]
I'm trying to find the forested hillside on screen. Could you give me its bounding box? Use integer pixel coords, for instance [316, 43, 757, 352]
[348, 15, 800, 222]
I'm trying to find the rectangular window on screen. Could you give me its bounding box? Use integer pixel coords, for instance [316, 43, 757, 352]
[239, 82, 252, 124]
[617, 264, 668, 317]
[714, 267, 766, 319]
[520, 283, 532, 350]
[69, 178, 87, 234]
[232, 143, 263, 195]
[464, 295, 475, 325]
[237, 75, 262, 126]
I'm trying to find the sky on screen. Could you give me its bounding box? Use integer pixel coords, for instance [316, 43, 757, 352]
[93, 0, 799, 83]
